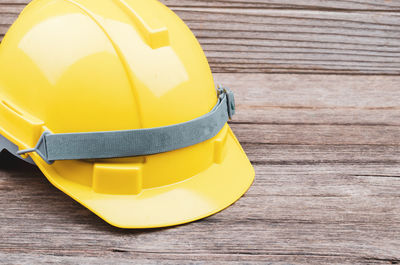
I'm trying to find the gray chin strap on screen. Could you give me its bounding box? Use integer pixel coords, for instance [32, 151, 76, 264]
[17, 86, 236, 165]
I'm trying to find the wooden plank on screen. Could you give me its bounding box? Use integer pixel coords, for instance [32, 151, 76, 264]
[0, 74, 399, 264]
[163, 0, 400, 10]
[219, 73, 400, 145]
[177, 9, 400, 74]
[3, 0, 400, 11]
[0, 145, 399, 264]
[216, 73, 400, 126]
[0, 4, 24, 14]
[1, 1, 400, 74]
[234, 123, 400, 145]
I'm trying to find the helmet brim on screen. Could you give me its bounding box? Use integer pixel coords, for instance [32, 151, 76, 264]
[32, 127, 255, 228]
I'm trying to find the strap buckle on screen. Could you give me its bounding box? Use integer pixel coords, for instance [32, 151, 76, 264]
[217, 85, 235, 119]
[17, 131, 54, 164]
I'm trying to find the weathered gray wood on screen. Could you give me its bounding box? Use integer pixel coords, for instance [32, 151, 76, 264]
[163, 0, 400, 10]
[0, 0, 400, 264]
[1, 146, 399, 264]
[217, 73, 400, 126]
[0, 73, 399, 264]
[1, 1, 400, 74]
[3, 0, 400, 10]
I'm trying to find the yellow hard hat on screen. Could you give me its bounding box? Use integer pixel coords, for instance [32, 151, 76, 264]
[0, 0, 254, 228]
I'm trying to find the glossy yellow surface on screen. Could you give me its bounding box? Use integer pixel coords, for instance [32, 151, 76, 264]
[0, 0, 254, 228]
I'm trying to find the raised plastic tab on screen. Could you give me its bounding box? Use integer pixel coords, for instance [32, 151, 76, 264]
[213, 125, 228, 164]
[0, 99, 44, 147]
[93, 163, 144, 195]
[115, 0, 170, 49]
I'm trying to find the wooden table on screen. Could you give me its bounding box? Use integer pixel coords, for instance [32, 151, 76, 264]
[1, 1, 400, 264]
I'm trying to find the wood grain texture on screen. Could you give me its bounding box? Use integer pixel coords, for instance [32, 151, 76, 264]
[1, 1, 400, 74]
[0, 0, 399, 264]
[3, 0, 400, 10]
[0, 74, 399, 264]
[162, 0, 400, 10]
